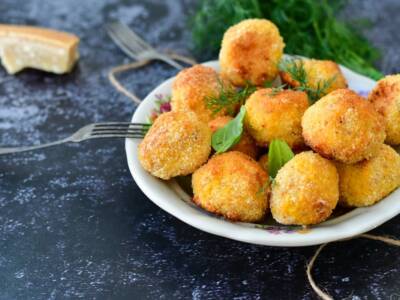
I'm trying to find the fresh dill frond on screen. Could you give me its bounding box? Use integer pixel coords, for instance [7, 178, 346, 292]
[206, 79, 236, 115]
[305, 75, 337, 103]
[269, 84, 288, 96]
[278, 58, 336, 103]
[206, 80, 256, 115]
[279, 59, 307, 86]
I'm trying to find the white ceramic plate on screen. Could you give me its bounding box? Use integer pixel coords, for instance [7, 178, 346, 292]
[126, 59, 400, 247]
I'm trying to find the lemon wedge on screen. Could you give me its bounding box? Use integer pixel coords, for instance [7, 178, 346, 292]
[0, 24, 79, 74]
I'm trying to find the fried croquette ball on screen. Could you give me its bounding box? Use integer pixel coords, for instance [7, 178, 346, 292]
[270, 151, 339, 225]
[244, 88, 309, 148]
[336, 144, 400, 207]
[219, 19, 285, 86]
[280, 59, 347, 97]
[302, 89, 386, 164]
[171, 65, 228, 122]
[139, 111, 211, 180]
[192, 151, 269, 222]
[209, 116, 259, 159]
[368, 74, 400, 145]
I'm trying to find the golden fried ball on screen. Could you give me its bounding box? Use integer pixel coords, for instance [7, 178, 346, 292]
[244, 88, 309, 148]
[171, 64, 228, 122]
[219, 19, 285, 86]
[208, 116, 259, 159]
[192, 151, 269, 222]
[336, 144, 400, 207]
[368, 74, 400, 145]
[280, 59, 347, 97]
[302, 89, 386, 164]
[270, 151, 339, 225]
[139, 111, 211, 180]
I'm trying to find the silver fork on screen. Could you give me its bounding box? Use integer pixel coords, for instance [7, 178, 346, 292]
[105, 21, 184, 70]
[0, 122, 150, 155]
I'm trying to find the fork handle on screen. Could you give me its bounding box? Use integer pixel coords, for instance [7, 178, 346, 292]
[0, 137, 71, 155]
[154, 54, 184, 70]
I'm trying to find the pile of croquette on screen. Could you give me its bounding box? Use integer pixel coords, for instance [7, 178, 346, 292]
[138, 19, 400, 226]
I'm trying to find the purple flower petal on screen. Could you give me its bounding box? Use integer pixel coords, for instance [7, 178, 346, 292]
[159, 102, 171, 113]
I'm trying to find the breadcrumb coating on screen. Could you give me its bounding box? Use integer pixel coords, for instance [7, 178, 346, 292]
[192, 151, 269, 222]
[270, 151, 339, 225]
[244, 88, 309, 148]
[138, 111, 211, 180]
[280, 59, 347, 97]
[208, 116, 259, 159]
[219, 19, 285, 86]
[302, 89, 386, 164]
[368, 74, 400, 145]
[171, 65, 228, 122]
[337, 144, 400, 207]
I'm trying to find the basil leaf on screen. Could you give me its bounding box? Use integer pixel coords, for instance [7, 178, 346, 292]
[211, 106, 246, 154]
[268, 139, 295, 179]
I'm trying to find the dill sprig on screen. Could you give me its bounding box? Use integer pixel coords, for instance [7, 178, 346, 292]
[304, 75, 338, 102]
[190, 0, 382, 80]
[278, 59, 307, 86]
[269, 84, 287, 96]
[278, 58, 336, 103]
[206, 80, 256, 115]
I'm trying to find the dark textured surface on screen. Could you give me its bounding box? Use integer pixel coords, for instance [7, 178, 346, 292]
[0, 0, 399, 299]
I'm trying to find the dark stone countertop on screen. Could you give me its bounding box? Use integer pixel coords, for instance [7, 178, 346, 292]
[1, 0, 400, 299]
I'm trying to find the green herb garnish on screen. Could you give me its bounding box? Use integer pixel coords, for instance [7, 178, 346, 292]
[268, 139, 295, 179]
[211, 106, 246, 153]
[278, 58, 336, 103]
[190, 0, 382, 80]
[305, 75, 338, 103]
[269, 84, 287, 96]
[279, 59, 307, 86]
[206, 80, 256, 115]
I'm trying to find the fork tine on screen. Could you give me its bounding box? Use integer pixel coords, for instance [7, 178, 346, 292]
[106, 21, 185, 70]
[93, 125, 149, 133]
[91, 122, 149, 137]
[105, 24, 142, 59]
[109, 21, 153, 52]
[92, 129, 147, 134]
[89, 134, 145, 139]
[93, 127, 147, 131]
[106, 22, 150, 55]
[108, 24, 147, 54]
[93, 122, 150, 127]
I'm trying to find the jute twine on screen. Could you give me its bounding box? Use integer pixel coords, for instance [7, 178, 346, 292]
[108, 50, 196, 104]
[307, 234, 400, 300]
[107, 54, 400, 300]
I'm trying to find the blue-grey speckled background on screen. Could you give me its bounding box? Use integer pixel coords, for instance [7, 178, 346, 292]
[1, 0, 400, 299]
